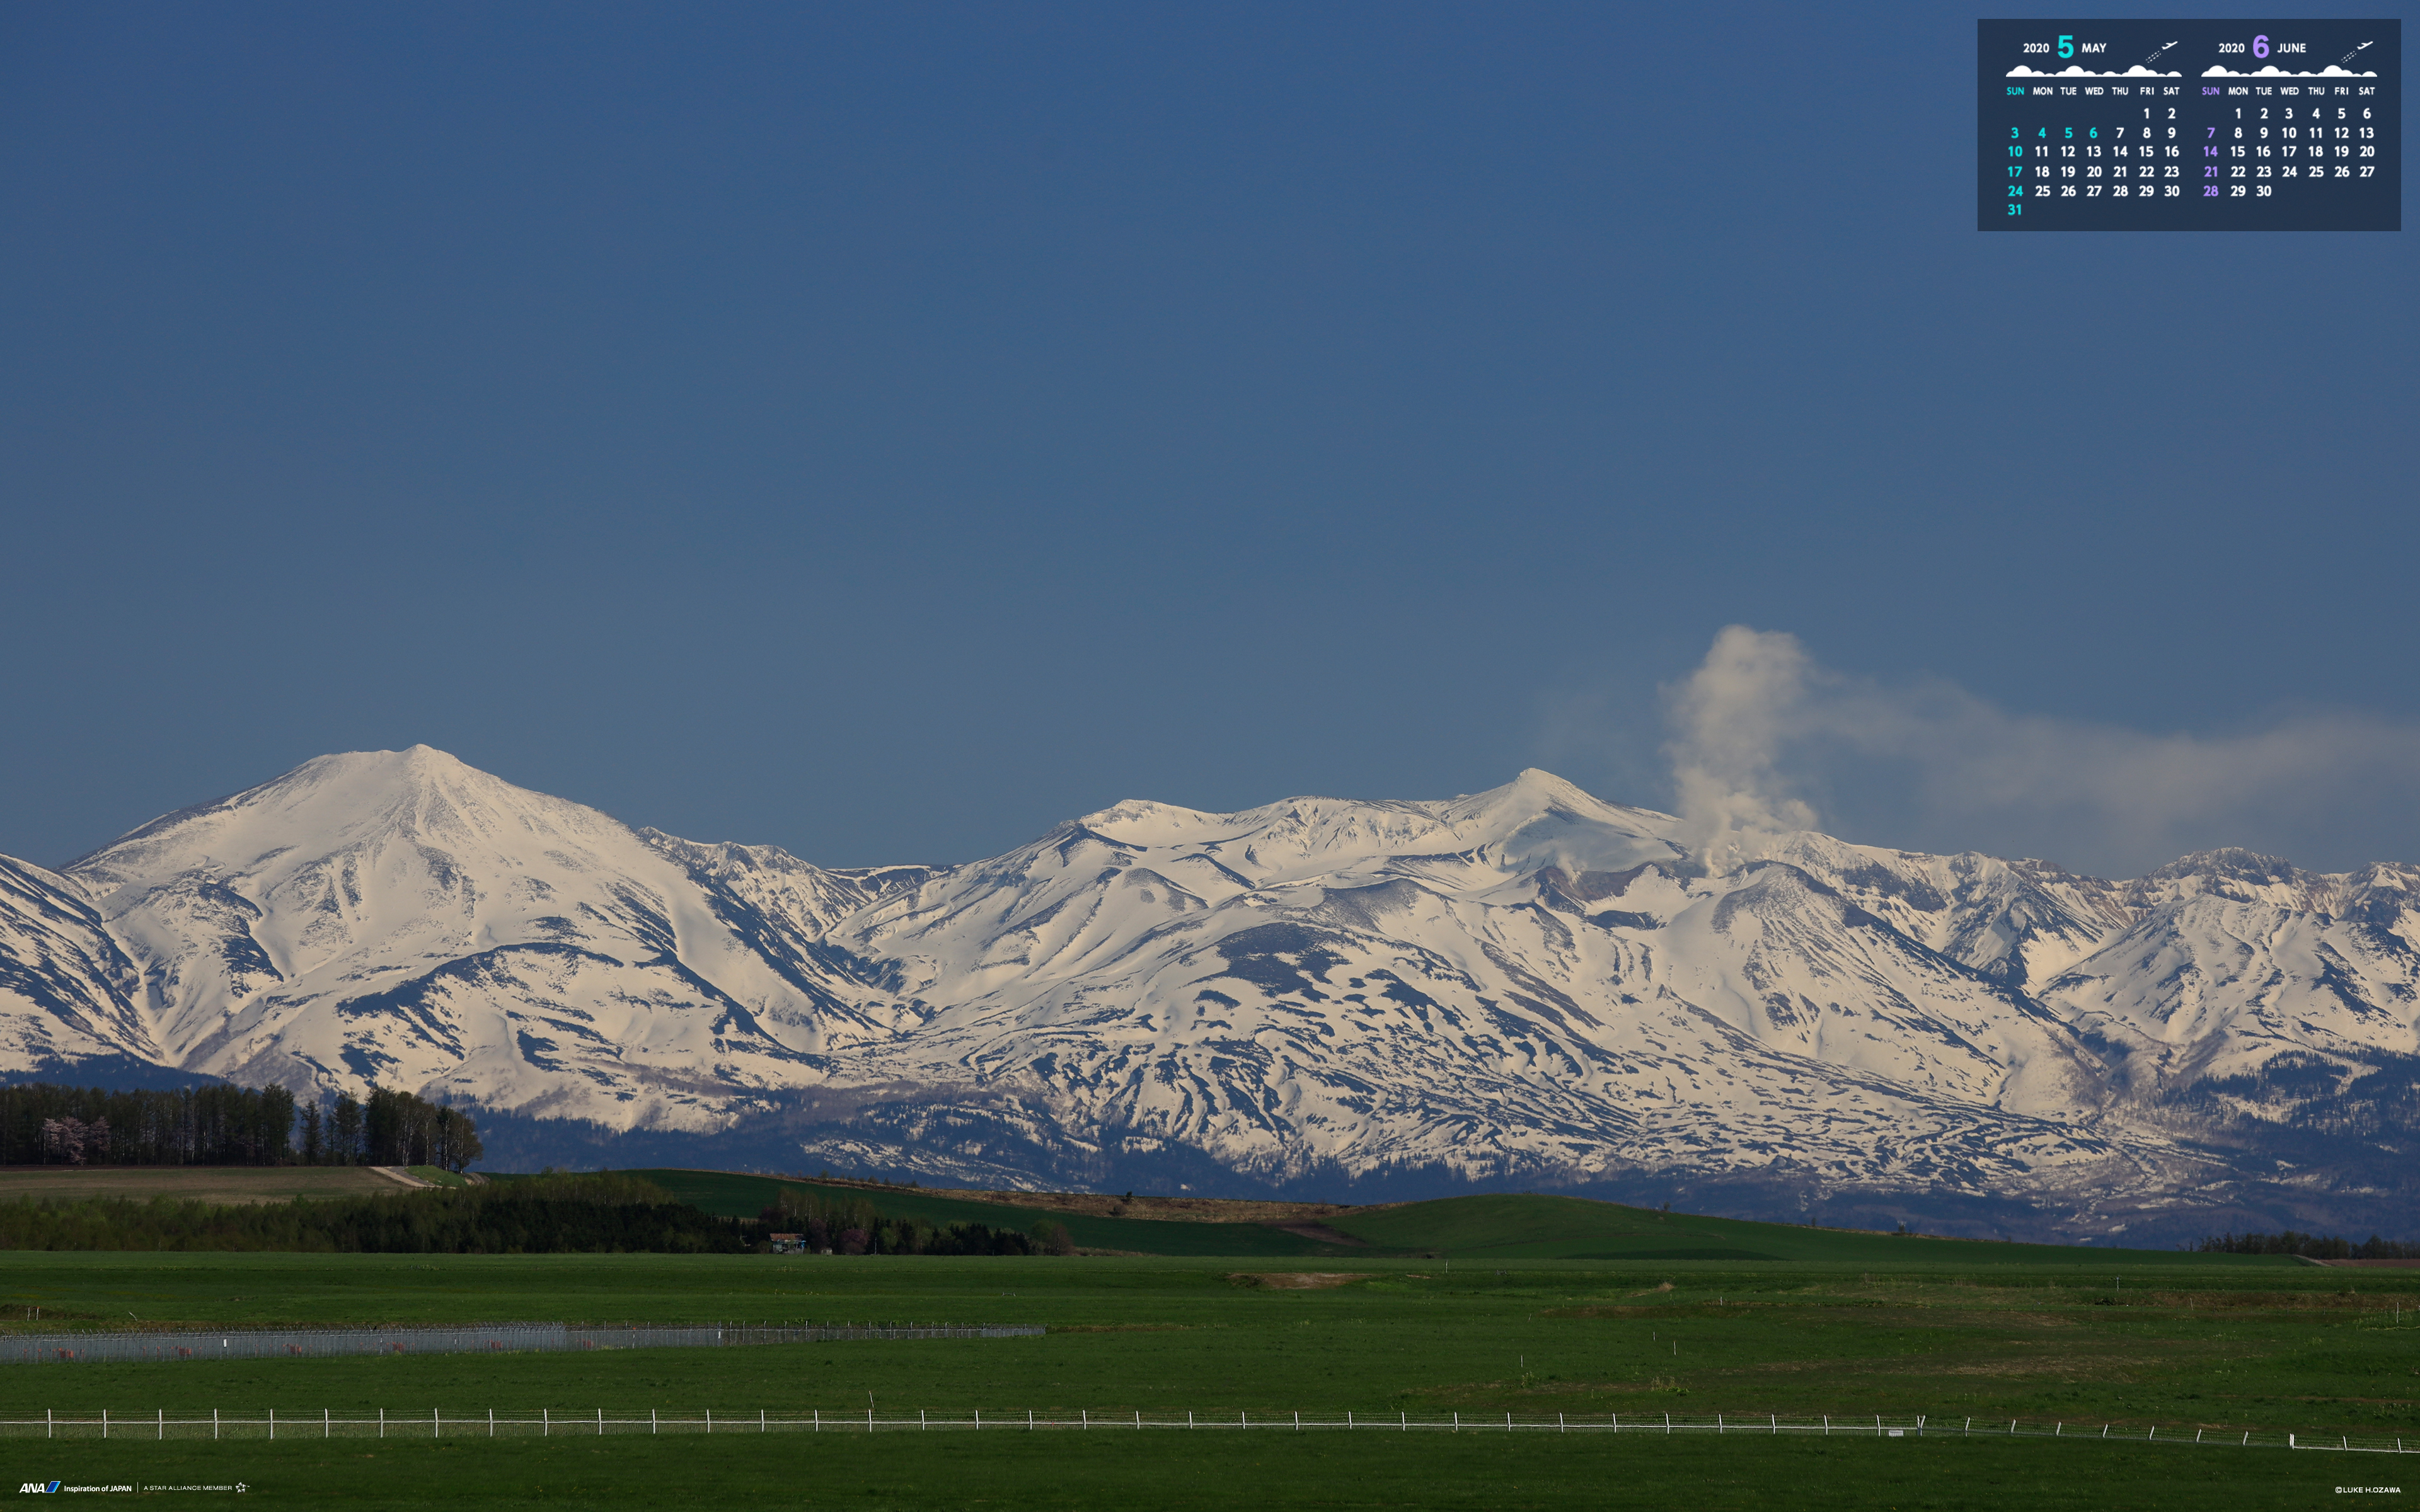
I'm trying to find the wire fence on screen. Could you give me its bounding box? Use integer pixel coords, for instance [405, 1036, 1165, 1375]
[0, 1322, 1039, 1365]
[3, 1409, 2414, 1453]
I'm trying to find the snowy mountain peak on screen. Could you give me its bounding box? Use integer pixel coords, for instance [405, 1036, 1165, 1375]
[1441, 766, 1654, 825]
[1078, 769, 1678, 891]
[2127, 847, 2334, 911]
[48, 748, 936, 1120]
[2149, 847, 2301, 882]
[72, 745, 618, 898]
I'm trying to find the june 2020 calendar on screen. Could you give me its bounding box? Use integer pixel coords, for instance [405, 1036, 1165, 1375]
[1980, 20, 2400, 230]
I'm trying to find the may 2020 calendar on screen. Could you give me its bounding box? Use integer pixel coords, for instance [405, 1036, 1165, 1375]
[1979, 20, 2400, 229]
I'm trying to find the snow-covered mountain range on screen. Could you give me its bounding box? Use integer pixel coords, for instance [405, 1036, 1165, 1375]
[6, 747, 2416, 1241]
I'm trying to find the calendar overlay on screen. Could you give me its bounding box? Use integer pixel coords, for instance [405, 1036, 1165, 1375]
[1980, 20, 2400, 230]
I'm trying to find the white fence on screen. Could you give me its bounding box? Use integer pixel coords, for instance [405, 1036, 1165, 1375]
[4, 1409, 2414, 1453]
[0, 1322, 1037, 1365]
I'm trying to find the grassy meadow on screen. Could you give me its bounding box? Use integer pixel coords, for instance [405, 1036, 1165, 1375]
[0, 1165, 403, 1205]
[628, 1169, 2306, 1266]
[0, 1179, 2413, 1506]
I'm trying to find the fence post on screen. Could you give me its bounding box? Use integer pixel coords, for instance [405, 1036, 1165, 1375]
[103, 1409, 108, 1440]
[597, 1409, 603, 1438]
[325, 1409, 330, 1439]
[158, 1409, 163, 1441]
[492, 1410, 496, 1439]
[267, 1409, 272, 1441]
[49, 1410, 54, 1441]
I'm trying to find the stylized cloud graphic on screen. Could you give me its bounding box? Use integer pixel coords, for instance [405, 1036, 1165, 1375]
[2203, 64, 2377, 77]
[2006, 64, 2179, 77]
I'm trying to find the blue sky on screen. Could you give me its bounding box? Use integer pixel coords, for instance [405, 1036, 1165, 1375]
[4, 2, 2412, 877]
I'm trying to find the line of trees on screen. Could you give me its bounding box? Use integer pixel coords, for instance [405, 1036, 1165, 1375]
[2198, 1230, 2420, 1259]
[1, 1082, 479, 1173]
[296, 1088, 480, 1172]
[758, 1187, 1072, 1256]
[0, 1084, 297, 1166]
[0, 1172, 744, 1254]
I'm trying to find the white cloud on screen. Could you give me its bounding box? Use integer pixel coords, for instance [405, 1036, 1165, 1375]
[1663, 626, 1822, 872]
[1654, 627, 2420, 878]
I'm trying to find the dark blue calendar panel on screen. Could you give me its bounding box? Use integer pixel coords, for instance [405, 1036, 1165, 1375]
[1979, 19, 2400, 230]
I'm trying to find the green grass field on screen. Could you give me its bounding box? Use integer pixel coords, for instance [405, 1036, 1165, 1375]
[0, 1166, 401, 1205]
[633, 1171, 2276, 1268]
[632, 1168, 1334, 1256]
[0, 1180, 2409, 1506]
[1318, 1191, 2300, 1265]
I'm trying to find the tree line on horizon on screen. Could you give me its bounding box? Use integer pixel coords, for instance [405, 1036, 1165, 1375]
[761, 1186, 1072, 1256]
[0, 1165, 1103, 1257]
[0, 1172, 740, 1254]
[2197, 1230, 2420, 1259]
[0, 1082, 479, 1172]
[297, 1087, 480, 1171]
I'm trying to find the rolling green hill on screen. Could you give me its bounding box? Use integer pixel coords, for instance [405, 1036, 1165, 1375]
[1324, 1193, 2296, 1266]
[622, 1171, 2295, 1266]
[626, 1169, 1327, 1257]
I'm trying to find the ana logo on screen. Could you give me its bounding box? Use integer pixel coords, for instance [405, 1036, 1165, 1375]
[16, 1483, 61, 1495]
